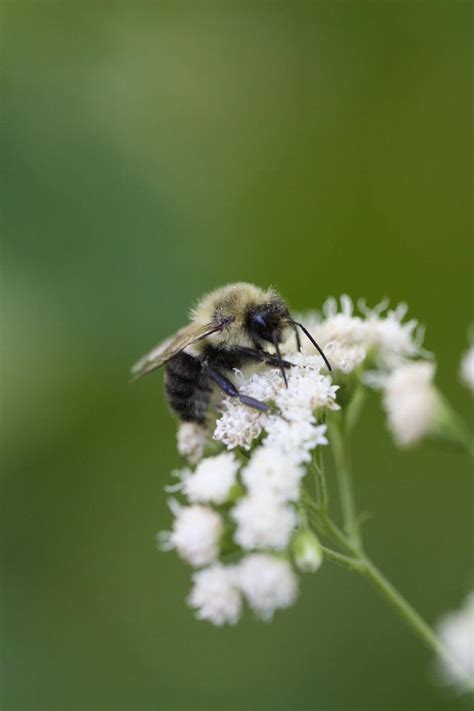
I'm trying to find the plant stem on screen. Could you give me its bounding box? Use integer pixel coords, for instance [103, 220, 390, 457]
[319, 399, 473, 689]
[320, 546, 365, 573]
[313, 447, 329, 512]
[318, 522, 470, 685]
[328, 415, 361, 549]
[362, 559, 443, 656]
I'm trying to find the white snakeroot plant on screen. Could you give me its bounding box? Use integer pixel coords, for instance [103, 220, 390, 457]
[159, 296, 474, 694]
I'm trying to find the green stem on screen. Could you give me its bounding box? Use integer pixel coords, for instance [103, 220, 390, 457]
[328, 416, 361, 549]
[320, 546, 365, 573]
[322, 515, 359, 556]
[317, 397, 473, 689]
[314, 515, 472, 689]
[362, 559, 442, 657]
[305, 504, 360, 559]
[312, 447, 329, 512]
[345, 383, 368, 434]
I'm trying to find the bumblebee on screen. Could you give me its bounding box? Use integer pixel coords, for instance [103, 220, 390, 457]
[131, 282, 330, 423]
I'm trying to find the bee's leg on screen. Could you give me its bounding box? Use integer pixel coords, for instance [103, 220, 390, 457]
[233, 346, 294, 369]
[203, 364, 273, 414]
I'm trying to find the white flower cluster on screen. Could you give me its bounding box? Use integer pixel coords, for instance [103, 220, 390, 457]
[188, 555, 298, 625]
[161, 422, 323, 623]
[160, 295, 468, 626]
[436, 592, 474, 692]
[214, 356, 335, 455]
[293, 295, 440, 447]
[298, 295, 426, 373]
[160, 353, 340, 624]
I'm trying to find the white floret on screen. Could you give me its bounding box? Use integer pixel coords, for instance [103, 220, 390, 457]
[238, 554, 298, 620]
[364, 302, 424, 367]
[232, 491, 297, 550]
[187, 564, 242, 626]
[382, 361, 440, 447]
[183, 452, 239, 504]
[264, 418, 328, 464]
[213, 355, 334, 455]
[298, 296, 426, 373]
[214, 401, 264, 450]
[322, 341, 367, 374]
[276, 356, 339, 418]
[177, 422, 208, 464]
[237, 367, 283, 402]
[459, 345, 474, 392]
[242, 446, 305, 502]
[165, 503, 223, 567]
[297, 297, 367, 374]
[436, 592, 474, 692]
[316, 295, 368, 347]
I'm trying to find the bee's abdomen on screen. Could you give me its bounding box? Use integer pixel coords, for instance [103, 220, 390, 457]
[165, 352, 211, 423]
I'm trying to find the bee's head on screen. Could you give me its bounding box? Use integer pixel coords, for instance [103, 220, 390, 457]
[246, 296, 332, 375]
[246, 299, 291, 347]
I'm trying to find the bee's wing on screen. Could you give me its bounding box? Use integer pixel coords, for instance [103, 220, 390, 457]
[131, 321, 223, 379]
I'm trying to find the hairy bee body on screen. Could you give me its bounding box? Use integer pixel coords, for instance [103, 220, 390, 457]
[164, 351, 211, 423]
[132, 282, 330, 423]
[164, 347, 252, 423]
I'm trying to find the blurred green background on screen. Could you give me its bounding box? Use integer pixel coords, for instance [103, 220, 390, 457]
[2, 1, 472, 709]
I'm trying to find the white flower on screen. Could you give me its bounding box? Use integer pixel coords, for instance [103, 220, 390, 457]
[242, 446, 305, 502]
[436, 593, 474, 692]
[166, 504, 223, 567]
[264, 418, 328, 464]
[177, 422, 207, 464]
[364, 301, 425, 367]
[212, 368, 285, 451]
[188, 564, 242, 626]
[238, 367, 283, 402]
[311, 295, 368, 349]
[183, 452, 239, 504]
[322, 340, 367, 374]
[459, 345, 474, 392]
[232, 491, 297, 550]
[213, 356, 335, 454]
[299, 296, 426, 373]
[297, 297, 368, 374]
[238, 554, 298, 620]
[382, 361, 440, 447]
[277, 355, 339, 417]
[214, 401, 264, 450]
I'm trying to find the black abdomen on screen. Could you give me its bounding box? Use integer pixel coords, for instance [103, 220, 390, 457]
[165, 352, 212, 423]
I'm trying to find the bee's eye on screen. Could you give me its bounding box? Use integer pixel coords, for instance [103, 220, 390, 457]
[252, 312, 271, 339]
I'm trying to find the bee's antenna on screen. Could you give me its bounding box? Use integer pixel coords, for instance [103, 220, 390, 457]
[290, 320, 332, 372]
[292, 322, 301, 352]
[272, 333, 289, 387]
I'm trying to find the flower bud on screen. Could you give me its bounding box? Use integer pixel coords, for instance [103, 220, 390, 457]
[292, 529, 323, 573]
